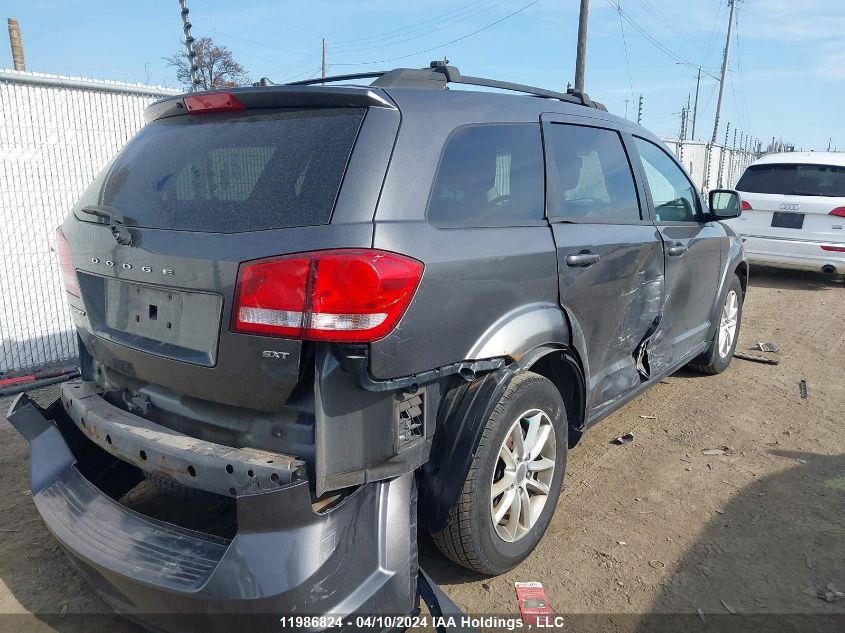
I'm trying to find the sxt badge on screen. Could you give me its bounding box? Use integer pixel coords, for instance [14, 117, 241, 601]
[262, 350, 290, 359]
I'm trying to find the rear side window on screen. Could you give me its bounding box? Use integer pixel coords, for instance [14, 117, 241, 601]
[545, 124, 641, 222]
[737, 163, 845, 197]
[427, 124, 544, 226]
[98, 108, 365, 232]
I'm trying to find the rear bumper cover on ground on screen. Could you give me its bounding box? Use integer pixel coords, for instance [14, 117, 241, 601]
[7, 393, 418, 632]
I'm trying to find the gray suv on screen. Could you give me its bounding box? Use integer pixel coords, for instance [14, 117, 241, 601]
[8, 63, 746, 631]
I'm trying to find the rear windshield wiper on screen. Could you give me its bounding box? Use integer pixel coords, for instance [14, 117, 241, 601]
[80, 205, 133, 245]
[789, 190, 821, 197]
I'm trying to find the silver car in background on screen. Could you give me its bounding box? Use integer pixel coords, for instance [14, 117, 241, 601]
[724, 151, 845, 274]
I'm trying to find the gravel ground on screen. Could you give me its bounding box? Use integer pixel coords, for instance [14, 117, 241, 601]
[1, 266, 843, 632]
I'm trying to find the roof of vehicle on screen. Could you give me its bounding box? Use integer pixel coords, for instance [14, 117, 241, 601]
[276, 62, 653, 139]
[750, 151, 845, 168]
[148, 62, 659, 145]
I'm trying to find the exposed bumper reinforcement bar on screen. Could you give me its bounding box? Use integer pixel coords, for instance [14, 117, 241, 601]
[60, 379, 306, 497]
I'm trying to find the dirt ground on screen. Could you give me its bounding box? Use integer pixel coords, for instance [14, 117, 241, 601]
[1, 266, 843, 631]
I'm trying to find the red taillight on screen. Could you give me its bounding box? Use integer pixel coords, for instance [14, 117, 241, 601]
[821, 244, 845, 253]
[232, 249, 424, 342]
[830, 207, 845, 217]
[741, 200, 753, 211]
[56, 228, 80, 296]
[183, 91, 245, 114]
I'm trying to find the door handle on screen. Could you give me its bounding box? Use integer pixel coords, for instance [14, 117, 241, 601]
[565, 251, 601, 267]
[667, 243, 688, 256]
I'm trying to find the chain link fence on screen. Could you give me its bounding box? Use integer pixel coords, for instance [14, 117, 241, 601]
[0, 70, 177, 375]
[663, 139, 760, 192]
[0, 70, 764, 375]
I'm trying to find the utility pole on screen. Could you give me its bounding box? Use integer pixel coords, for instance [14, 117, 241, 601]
[321, 37, 327, 79]
[679, 107, 687, 142]
[691, 67, 701, 139]
[178, 0, 203, 91]
[7, 18, 25, 70]
[676, 62, 717, 140]
[574, 0, 590, 92]
[637, 95, 643, 125]
[711, 0, 737, 145]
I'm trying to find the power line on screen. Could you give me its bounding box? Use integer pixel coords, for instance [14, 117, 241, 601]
[700, 0, 725, 69]
[193, 0, 326, 36]
[332, 0, 542, 67]
[332, 0, 510, 51]
[630, 0, 691, 39]
[334, 0, 497, 46]
[614, 2, 635, 107]
[602, 0, 698, 67]
[733, 7, 752, 134]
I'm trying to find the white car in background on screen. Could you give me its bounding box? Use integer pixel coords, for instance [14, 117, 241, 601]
[724, 151, 845, 274]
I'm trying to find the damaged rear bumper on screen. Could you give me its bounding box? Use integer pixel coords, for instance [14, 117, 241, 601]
[7, 393, 418, 632]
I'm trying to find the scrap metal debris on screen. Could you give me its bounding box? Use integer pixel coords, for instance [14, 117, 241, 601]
[720, 599, 737, 614]
[514, 582, 551, 626]
[818, 583, 843, 603]
[757, 341, 779, 352]
[611, 432, 635, 445]
[702, 446, 735, 456]
[799, 380, 808, 399]
[734, 352, 780, 365]
[639, 415, 657, 420]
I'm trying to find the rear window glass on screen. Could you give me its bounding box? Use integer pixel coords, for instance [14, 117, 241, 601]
[427, 124, 544, 226]
[98, 108, 365, 232]
[737, 163, 845, 197]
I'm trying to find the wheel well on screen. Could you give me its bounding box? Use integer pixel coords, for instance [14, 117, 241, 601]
[526, 350, 586, 448]
[734, 261, 748, 294]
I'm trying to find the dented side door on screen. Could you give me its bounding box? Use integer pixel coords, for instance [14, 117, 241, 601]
[541, 115, 665, 413]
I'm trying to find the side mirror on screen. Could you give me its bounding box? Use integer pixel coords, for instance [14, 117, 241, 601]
[708, 189, 742, 219]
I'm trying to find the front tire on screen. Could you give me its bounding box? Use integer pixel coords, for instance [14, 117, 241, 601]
[689, 273, 744, 375]
[431, 371, 567, 575]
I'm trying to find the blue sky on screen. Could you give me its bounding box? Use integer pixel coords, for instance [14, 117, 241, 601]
[5, 0, 844, 149]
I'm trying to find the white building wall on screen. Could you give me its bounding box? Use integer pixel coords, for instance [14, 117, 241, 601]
[0, 70, 177, 373]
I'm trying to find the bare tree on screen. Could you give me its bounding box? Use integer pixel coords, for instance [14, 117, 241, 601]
[165, 37, 249, 90]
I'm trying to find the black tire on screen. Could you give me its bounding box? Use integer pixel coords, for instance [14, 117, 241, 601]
[430, 371, 567, 575]
[689, 274, 744, 375]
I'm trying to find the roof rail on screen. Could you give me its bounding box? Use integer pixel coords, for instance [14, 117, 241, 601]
[280, 62, 607, 111]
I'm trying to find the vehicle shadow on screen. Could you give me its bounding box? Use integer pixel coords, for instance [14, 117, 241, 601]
[748, 265, 844, 291]
[636, 450, 844, 633]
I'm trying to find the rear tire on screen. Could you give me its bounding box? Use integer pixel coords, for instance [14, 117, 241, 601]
[430, 371, 567, 575]
[689, 274, 744, 375]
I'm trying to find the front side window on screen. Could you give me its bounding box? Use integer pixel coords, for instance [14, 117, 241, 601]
[427, 124, 544, 226]
[635, 137, 701, 222]
[545, 124, 641, 222]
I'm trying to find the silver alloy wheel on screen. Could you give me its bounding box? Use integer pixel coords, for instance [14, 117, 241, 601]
[490, 408, 556, 542]
[718, 289, 739, 358]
